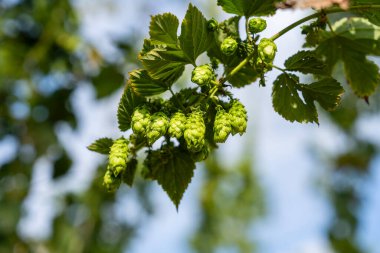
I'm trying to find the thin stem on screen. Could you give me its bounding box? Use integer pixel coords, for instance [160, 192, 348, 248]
[245, 17, 253, 43]
[326, 17, 336, 35]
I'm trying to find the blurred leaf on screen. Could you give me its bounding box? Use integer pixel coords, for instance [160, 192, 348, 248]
[122, 158, 138, 187]
[92, 65, 125, 98]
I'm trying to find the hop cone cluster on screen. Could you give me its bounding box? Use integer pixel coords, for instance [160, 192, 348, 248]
[213, 107, 232, 143]
[229, 100, 248, 135]
[108, 137, 129, 176]
[103, 169, 121, 192]
[249, 18, 267, 33]
[147, 112, 169, 145]
[168, 111, 187, 139]
[258, 38, 277, 64]
[221, 37, 238, 56]
[131, 106, 151, 135]
[191, 64, 214, 86]
[184, 110, 205, 152]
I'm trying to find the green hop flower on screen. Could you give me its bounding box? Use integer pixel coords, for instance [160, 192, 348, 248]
[221, 37, 238, 56]
[191, 64, 214, 86]
[258, 38, 277, 64]
[184, 110, 206, 152]
[108, 137, 129, 176]
[248, 18, 267, 34]
[214, 107, 232, 143]
[131, 106, 150, 136]
[168, 111, 187, 139]
[207, 18, 218, 32]
[103, 168, 121, 192]
[146, 112, 169, 145]
[191, 144, 210, 162]
[229, 100, 248, 135]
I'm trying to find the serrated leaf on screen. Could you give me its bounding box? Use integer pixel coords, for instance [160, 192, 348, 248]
[117, 86, 146, 131]
[284, 50, 327, 75]
[225, 65, 259, 87]
[179, 4, 213, 64]
[272, 74, 318, 123]
[87, 138, 114, 155]
[149, 13, 179, 45]
[217, 0, 279, 17]
[145, 146, 196, 209]
[352, 0, 380, 26]
[301, 78, 344, 111]
[140, 44, 188, 83]
[129, 69, 168, 97]
[122, 158, 138, 187]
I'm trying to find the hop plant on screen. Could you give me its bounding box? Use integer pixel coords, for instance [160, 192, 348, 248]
[131, 106, 151, 136]
[191, 64, 214, 86]
[146, 112, 169, 145]
[108, 137, 129, 176]
[207, 18, 218, 32]
[213, 107, 232, 143]
[184, 110, 206, 152]
[191, 144, 210, 162]
[258, 38, 277, 64]
[168, 111, 187, 139]
[249, 17, 267, 33]
[229, 100, 248, 135]
[103, 168, 121, 192]
[221, 37, 238, 56]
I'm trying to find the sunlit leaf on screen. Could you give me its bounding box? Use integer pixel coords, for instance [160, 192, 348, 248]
[87, 138, 114, 155]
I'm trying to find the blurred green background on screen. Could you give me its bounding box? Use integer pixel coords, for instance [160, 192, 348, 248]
[1, 0, 379, 252]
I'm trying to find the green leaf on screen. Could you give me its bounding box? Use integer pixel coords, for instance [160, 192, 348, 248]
[144, 145, 196, 209]
[225, 65, 259, 88]
[179, 4, 213, 64]
[301, 78, 344, 111]
[217, 0, 279, 17]
[122, 158, 138, 187]
[351, 0, 380, 26]
[316, 18, 380, 97]
[139, 43, 188, 83]
[87, 138, 114, 155]
[284, 50, 327, 75]
[272, 74, 318, 123]
[92, 65, 125, 98]
[117, 86, 146, 131]
[149, 13, 179, 45]
[129, 69, 168, 97]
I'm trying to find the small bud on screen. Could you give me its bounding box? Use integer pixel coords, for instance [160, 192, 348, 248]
[168, 111, 187, 139]
[207, 18, 218, 32]
[191, 64, 214, 86]
[184, 110, 206, 152]
[248, 18, 267, 34]
[229, 100, 248, 135]
[108, 137, 129, 176]
[221, 37, 238, 56]
[258, 38, 277, 64]
[214, 107, 232, 143]
[131, 106, 151, 136]
[103, 168, 121, 192]
[146, 112, 169, 145]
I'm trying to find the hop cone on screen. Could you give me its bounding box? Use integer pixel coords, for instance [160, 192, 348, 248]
[103, 168, 121, 192]
[258, 38, 277, 64]
[207, 18, 218, 32]
[249, 18, 267, 34]
[184, 110, 206, 152]
[168, 111, 187, 139]
[229, 100, 248, 135]
[214, 108, 232, 143]
[221, 37, 238, 56]
[108, 137, 129, 176]
[191, 64, 214, 86]
[131, 106, 151, 136]
[146, 112, 169, 145]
